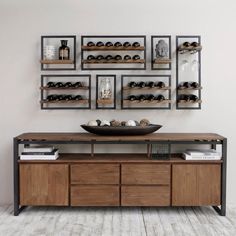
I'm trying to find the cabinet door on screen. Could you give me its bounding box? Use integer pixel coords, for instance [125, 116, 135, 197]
[20, 164, 69, 206]
[172, 164, 221, 206]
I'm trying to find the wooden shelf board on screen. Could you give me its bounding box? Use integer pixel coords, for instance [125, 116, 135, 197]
[40, 86, 89, 91]
[41, 99, 88, 104]
[178, 86, 202, 91]
[40, 60, 74, 64]
[97, 99, 113, 105]
[178, 99, 202, 104]
[178, 45, 202, 52]
[123, 86, 171, 91]
[81, 46, 145, 51]
[82, 59, 145, 64]
[123, 99, 171, 104]
[153, 59, 171, 64]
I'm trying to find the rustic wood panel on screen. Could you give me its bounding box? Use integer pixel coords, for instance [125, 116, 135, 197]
[20, 164, 69, 206]
[71, 164, 120, 184]
[122, 164, 170, 185]
[121, 186, 170, 206]
[71, 185, 119, 206]
[172, 164, 221, 206]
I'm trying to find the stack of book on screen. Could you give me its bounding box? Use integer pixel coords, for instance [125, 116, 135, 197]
[183, 149, 221, 160]
[20, 146, 59, 160]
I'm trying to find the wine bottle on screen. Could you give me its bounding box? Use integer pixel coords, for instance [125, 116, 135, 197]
[64, 95, 73, 101]
[114, 55, 122, 60]
[155, 81, 165, 88]
[128, 95, 137, 101]
[46, 82, 55, 88]
[55, 82, 64, 88]
[191, 82, 199, 88]
[87, 55, 95, 60]
[58, 95, 65, 101]
[105, 55, 113, 60]
[178, 94, 186, 101]
[156, 95, 165, 101]
[147, 81, 155, 88]
[105, 42, 113, 47]
[180, 94, 190, 101]
[64, 82, 73, 88]
[59, 40, 70, 60]
[87, 41, 95, 47]
[96, 55, 104, 60]
[114, 42, 122, 47]
[124, 55, 131, 60]
[47, 95, 57, 101]
[123, 42, 131, 47]
[73, 82, 82, 88]
[96, 41, 104, 47]
[190, 94, 198, 101]
[183, 82, 191, 88]
[183, 42, 191, 47]
[132, 55, 141, 60]
[132, 42, 140, 47]
[147, 94, 155, 101]
[138, 81, 146, 88]
[191, 42, 199, 47]
[128, 81, 137, 88]
[139, 94, 146, 101]
[74, 95, 83, 100]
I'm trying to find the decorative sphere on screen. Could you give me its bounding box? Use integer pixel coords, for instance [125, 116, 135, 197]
[100, 120, 110, 126]
[126, 120, 136, 126]
[140, 118, 150, 126]
[87, 120, 98, 126]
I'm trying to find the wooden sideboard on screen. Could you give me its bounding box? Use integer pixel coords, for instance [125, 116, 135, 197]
[13, 133, 227, 216]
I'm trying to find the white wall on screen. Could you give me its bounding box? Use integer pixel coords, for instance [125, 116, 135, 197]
[0, 0, 236, 204]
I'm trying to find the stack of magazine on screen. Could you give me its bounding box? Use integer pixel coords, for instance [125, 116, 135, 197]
[183, 149, 221, 160]
[20, 146, 59, 160]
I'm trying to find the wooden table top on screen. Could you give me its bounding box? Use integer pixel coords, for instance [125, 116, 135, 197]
[15, 132, 225, 142]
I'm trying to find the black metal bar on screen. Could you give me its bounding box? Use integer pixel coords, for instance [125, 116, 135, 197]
[221, 138, 227, 216]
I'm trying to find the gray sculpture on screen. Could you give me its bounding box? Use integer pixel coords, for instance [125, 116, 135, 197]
[155, 40, 169, 58]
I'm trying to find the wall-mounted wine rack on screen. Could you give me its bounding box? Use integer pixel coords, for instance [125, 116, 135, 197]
[176, 35, 202, 110]
[121, 75, 171, 110]
[40, 74, 91, 110]
[81, 35, 146, 70]
[96, 75, 116, 109]
[151, 35, 171, 70]
[40, 35, 76, 71]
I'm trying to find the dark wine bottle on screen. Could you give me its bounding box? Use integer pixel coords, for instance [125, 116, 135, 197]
[155, 81, 165, 88]
[191, 82, 199, 88]
[74, 95, 83, 100]
[55, 82, 64, 88]
[105, 55, 113, 60]
[132, 55, 141, 60]
[64, 82, 73, 88]
[132, 42, 140, 47]
[114, 42, 122, 47]
[47, 95, 57, 101]
[123, 42, 131, 47]
[129, 81, 137, 88]
[147, 94, 155, 101]
[96, 41, 104, 47]
[73, 82, 82, 88]
[190, 94, 198, 101]
[181, 94, 191, 101]
[87, 41, 95, 47]
[87, 55, 95, 60]
[139, 95, 146, 101]
[183, 42, 191, 47]
[59, 40, 70, 60]
[191, 42, 199, 47]
[46, 82, 55, 88]
[105, 42, 113, 47]
[156, 95, 165, 101]
[178, 94, 186, 101]
[96, 55, 104, 60]
[128, 95, 137, 101]
[114, 55, 122, 60]
[57, 95, 65, 101]
[138, 81, 146, 88]
[183, 82, 191, 88]
[147, 81, 155, 88]
[124, 55, 131, 60]
[64, 95, 73, 101]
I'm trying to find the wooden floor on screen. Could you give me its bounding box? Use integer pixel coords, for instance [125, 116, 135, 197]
[0, 206, 236, 236]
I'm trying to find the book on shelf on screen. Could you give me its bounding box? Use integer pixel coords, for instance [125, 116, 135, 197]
[23, 146, 54, 153]
[183, 148, 221, 160]
[20, 149, 59, 160]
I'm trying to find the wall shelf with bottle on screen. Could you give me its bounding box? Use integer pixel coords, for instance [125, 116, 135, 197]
[121, 75, 171, 110]
[81, 35, 146, 70]
[40, 74, 91, 110]
[96, 75, 116, 109]
[40, 35, 76, 70]
[176, 35, 202, 110]
[151, 36, 171, 70]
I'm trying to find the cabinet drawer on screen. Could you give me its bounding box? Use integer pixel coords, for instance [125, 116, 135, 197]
[121, 186, 170, 206]
[71, 164, 120, 184]
[121, 164, 170, 185]
[71, 185, 119, 206]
